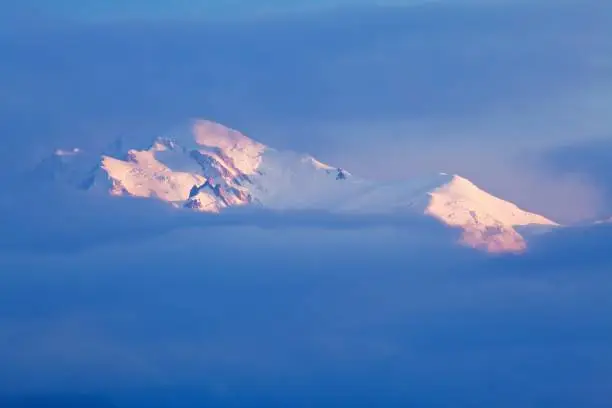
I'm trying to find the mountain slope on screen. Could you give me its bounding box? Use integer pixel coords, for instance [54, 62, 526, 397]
[33, 119, 558, 253]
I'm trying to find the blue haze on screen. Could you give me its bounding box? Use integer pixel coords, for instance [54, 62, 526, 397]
[1, 1, 612, 406]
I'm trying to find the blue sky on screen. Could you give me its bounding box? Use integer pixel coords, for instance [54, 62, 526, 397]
[1, 1, 612, 406]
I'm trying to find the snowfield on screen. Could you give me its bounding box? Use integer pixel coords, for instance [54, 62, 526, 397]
[34, 119, 559, 253]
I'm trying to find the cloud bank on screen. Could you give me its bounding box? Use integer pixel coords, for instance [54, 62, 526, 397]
[1, 216, 612, 407]
[1, 186, 612, 406]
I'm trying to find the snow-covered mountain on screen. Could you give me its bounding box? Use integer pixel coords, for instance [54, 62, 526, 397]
[33, 119, 558, 253]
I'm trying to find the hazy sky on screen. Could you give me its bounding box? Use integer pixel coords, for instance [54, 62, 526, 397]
[2, 0, 611, 222]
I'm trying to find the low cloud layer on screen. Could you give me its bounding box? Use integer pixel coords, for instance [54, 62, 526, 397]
[1, 189, 612, 406]
[3, 187, 610, 405]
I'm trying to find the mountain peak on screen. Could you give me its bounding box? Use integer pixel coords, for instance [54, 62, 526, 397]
[424, 173, 558, 253]
[159, 119, 267, 175]
[439, 174, 494, 197]
[34, 119, 559, 254]
[430, 174, 557, 226]
[192, 119, 265, 149]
